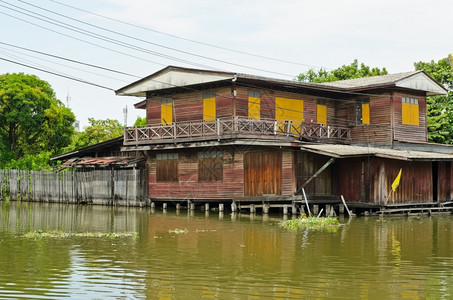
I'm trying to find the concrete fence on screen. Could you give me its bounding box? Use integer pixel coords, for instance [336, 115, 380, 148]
[0, 169, 147, 206]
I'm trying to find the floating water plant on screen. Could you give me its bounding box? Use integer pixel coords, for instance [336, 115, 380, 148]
[168, 228, 188, 234]
[24, 230, 138, 239]
[280, 216, 340, 231]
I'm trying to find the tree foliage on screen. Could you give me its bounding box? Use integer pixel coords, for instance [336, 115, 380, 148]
[414, 58, 453, 144]
[133, 116, 146, 126]
[297, 59, 388, 83]
[0, 73, 75, 169]
[66, 118, 124, 151]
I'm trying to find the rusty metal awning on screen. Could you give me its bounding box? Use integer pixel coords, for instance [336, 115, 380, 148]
[59, 156, 145, 169]
[301, 144, 453, 161]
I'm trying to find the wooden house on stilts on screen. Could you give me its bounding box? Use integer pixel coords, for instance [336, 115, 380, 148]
[113, 66, 453, 214]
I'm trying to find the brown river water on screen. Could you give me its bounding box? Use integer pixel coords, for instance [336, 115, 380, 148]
[1, 201, 453, 299]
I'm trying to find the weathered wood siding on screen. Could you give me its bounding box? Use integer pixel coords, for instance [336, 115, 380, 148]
[336, 95, 393, 145]
[335, 92, 428, 146]
[235, 88, 249, 117]
[148, 148, 244, 199]
[337, 158, 363, 202]
[261, 92, 275, 119]
[145, 87, 233, 124]
[147, 147, 295, 199]
[438, 161, 453, 201]
[338, 157, 433, 204]
[233, 87, 329, 124]
[393, 92, 428, 143]
[146, 99, 160, 125]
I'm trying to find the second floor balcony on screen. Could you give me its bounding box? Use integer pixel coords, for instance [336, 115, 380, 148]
[124, 117, 350, 146]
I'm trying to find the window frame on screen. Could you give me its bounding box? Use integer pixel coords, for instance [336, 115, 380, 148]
[356, 98, 370, 125]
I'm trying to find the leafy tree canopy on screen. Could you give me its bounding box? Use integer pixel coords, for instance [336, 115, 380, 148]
[415, 58, 453, 144]
[65, 118, 124, 151]
[0, 73, 75, 169]
[133, 116, 146, 126]
[297, 59, 388, 83]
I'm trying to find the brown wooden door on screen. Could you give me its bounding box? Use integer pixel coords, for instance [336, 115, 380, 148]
[244, 151, 282, 196]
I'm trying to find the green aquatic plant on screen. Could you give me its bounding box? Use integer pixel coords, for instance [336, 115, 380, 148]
[23, 230, 138, 239]
[280, 216, 340, 231]
[168, 228, 188, 234]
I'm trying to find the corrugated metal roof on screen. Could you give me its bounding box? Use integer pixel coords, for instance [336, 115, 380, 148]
[316, 71, 420, 89]
[315, 71, 447, 95]
[60, 156, 144, 168]
[115, 66, 447, 97]
[301, 144, 453, 161]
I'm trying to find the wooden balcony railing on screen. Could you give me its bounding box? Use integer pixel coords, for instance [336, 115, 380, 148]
[124, 117, 350, 145]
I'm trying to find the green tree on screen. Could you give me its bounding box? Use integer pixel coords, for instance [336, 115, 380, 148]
[297, 59, 388, 83]
[0, 73, 75, 168]
[66, 118, 124, 150]
[414, 58, 453, 144]
[133, 116, 146, 126]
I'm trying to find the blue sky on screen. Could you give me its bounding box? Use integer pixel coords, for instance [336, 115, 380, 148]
[0, 0, 452, 128]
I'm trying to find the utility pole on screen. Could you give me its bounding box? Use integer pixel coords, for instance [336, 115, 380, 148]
[123, 106, 128, 126]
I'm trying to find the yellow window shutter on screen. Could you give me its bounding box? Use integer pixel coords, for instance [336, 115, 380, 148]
[161, 98, 173, 125]
[362, 103, 370, 124]
[401, 98, 410, 125]
[248, 96, 260, 120]
[275, 97, 303, 133]
[203, 93, 216, 121]
[317, 104, 327, 126]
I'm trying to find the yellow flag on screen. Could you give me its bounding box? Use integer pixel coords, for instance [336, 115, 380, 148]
[391, 169, 402, 192]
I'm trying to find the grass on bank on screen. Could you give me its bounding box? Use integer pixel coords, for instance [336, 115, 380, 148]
[280, 216, 340, 231]
[24, 230, 139, 239]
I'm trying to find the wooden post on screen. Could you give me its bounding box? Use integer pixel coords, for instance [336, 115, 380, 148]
[163, 203, 167, 209]
[205, 203, 210, 211]
[216, 118, 221, 136]
[190, 203, 195, 210]
[176, 203, 181, 210]
[292, 201, 296, 215]
[339, 204, 345, 215]
[110, 168, 115, 206]
[340, 195, 352, 217]
[219, 203, 224, 212]
[283, 205, 288, 215]
[73, 168, 78, 204]
[151, 202, 155, 209]
[231, 201, 237, 212]
[313, 205, 319, 216]
[263, 203, 270, 214]
[302, 188, 311, 216]
[250, 204, 256, 214]
[326, 205, 331, 216]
